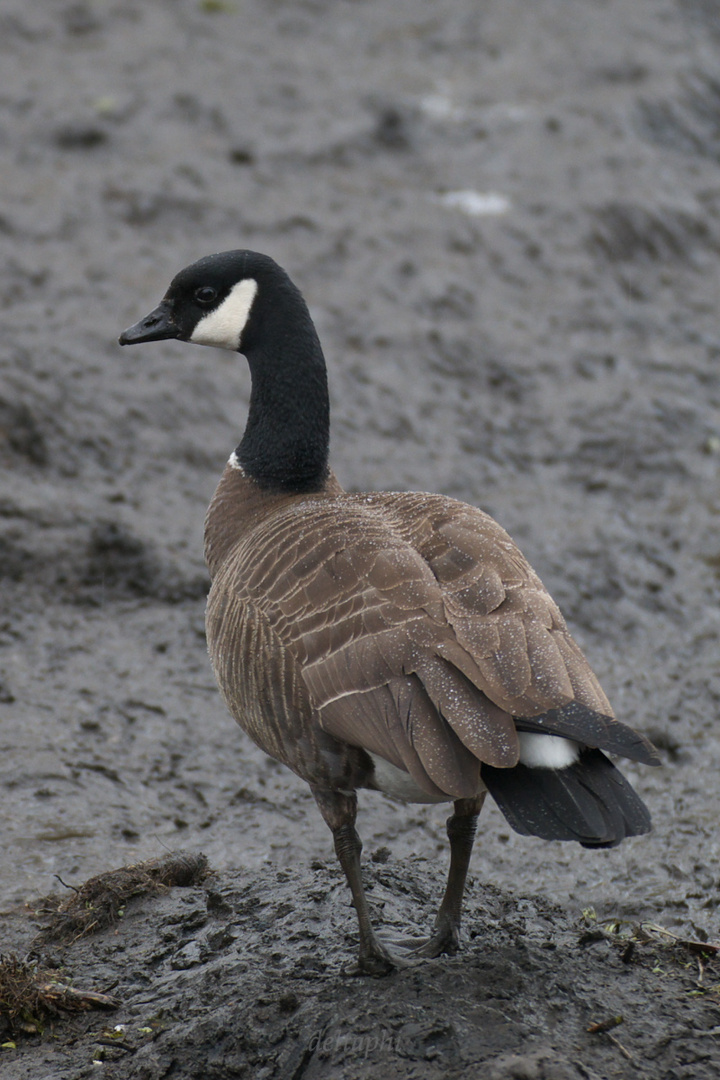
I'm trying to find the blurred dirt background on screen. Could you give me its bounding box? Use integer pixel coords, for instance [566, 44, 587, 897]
[1, 0, 720, 1076]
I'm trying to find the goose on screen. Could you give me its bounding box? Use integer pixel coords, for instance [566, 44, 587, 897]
[119, 250, 660, 975]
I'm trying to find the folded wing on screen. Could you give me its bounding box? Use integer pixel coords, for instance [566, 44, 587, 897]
[215, 491, 657, 811]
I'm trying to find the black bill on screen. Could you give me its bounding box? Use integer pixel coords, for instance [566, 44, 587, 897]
[119, 301, 179, 346]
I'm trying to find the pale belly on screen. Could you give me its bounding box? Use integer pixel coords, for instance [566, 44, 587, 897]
[367, 753, 482, 804]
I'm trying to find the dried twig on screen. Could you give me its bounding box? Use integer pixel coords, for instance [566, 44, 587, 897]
[95, 1037, 136, 1053]
[588, 1015, 638, 1066]
[606, 1032, 637, 1065]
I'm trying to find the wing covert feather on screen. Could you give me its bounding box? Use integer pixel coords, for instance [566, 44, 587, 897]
[364, 491, 614, 720]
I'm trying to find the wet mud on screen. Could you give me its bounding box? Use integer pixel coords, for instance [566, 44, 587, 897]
[1, 0, 720, 1076]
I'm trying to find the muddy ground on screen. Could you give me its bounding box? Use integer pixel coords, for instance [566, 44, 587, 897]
[1, 0, 720, 1075]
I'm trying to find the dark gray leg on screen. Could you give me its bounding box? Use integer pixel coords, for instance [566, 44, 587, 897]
[413, 793, 486, 958]
[311, 786, 396, 976]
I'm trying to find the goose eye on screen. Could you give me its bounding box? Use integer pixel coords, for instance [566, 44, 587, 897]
[195, 286, 218, 305]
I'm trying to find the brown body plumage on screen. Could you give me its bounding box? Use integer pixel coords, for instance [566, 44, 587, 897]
[120, 250, 659, 975]
[204, 465, 620, 794]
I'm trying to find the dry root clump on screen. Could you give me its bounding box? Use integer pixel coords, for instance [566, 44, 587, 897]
[33, 851, 209, 945]
[0, 956, 118, 1036]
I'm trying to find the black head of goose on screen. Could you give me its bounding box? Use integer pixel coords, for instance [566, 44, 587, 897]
[120, 250, 660, 976]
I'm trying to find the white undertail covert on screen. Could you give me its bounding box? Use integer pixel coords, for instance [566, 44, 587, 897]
[517, 732, 579, 769]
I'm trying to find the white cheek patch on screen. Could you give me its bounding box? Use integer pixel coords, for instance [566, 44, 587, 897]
[190, 278, 258, 351]
[517, 733, 580, 769]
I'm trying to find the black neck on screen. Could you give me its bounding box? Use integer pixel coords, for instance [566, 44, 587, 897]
[236, 291, 330, 493]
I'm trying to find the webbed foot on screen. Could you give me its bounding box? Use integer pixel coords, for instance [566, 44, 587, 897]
[347, 940, 404, 976]
[408, 920, 460, 959]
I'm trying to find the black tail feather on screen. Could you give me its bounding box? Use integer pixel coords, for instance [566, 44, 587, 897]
[481, 748, 652, 847]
